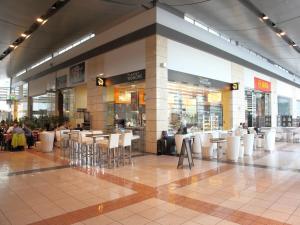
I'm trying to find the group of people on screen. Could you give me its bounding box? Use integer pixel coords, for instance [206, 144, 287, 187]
[0, 121, 34, 151]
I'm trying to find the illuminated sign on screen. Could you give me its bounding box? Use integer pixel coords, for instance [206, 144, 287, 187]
[231, 82, 239, 90]
[207, 92, 222, 103]
[254, 77, 271, 92]
[96, 77, 105, 86]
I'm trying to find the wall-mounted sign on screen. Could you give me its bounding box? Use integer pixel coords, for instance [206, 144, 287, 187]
[96, 77, 106, 86]
[69, 62, 85, 85]
[199, 78, 211, 87]
[168, 69, 230, 90]
[105, 69, 145, 85]
[254, 77, 271, 92]
[56, 75, 67, 90]
[231, 82, 239, 90]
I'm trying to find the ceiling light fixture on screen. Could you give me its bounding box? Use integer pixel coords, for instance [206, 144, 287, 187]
[293, 43, 297, 47]
[280, 31, 286, 36]
[0, 0, 71, 61]
[41, 19, 48, 25]
[262, 15, 269, 20]
[36, 17, 44, 23]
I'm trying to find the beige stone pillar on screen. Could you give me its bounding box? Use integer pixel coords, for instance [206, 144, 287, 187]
[145, 35, 168, 153]
[230, 63, 246, 129]
[270, 78, 277, 127]
[86, 55, 106, 130]
[222, 90, 232, 130]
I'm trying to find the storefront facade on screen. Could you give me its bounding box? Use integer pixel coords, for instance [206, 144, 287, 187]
[11, 6, 300, 153]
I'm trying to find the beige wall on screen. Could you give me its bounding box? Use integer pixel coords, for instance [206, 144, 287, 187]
[86, 55, 106, 130]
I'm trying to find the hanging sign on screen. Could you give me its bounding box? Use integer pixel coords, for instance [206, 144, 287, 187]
[231, 82, 239, 90]
[96, 77, 106, 86]
[254, 77, 271, 92]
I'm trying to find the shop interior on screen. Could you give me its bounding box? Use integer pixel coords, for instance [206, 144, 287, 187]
[168, 82, 223, 134]
[105, 81, 145, 153]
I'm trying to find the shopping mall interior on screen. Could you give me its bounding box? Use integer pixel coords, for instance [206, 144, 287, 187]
[1, 0, 300, 224]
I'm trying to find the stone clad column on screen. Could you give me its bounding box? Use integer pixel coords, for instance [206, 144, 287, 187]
[230, 63, 246, 129]
[86, 55, 106, 130]
[145, 35, 168, 153]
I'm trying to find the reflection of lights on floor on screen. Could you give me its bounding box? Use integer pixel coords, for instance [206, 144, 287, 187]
[98, 204, 103, 213]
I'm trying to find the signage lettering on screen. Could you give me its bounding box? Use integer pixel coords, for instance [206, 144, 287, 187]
[96, 77, 105, 86]
[231, 82, 239, 90]
[254, 77, 271, 92]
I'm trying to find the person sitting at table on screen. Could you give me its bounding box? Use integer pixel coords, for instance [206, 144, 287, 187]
[23, 123, 34, 149]
[11, 123, 26, 151]
[74, 124, 83, 131]
[6, 122, 14, 134]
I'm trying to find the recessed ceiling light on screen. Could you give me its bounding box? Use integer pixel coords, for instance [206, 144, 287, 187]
[21, 33, 27, 38]
[293, 43, 297, 47]
[9, 44, 15, 48]
[280, 31, 286, 36]
[262, 15, 269, 20]
[41, 19, 48, 25]
[36, 18, 44, 23]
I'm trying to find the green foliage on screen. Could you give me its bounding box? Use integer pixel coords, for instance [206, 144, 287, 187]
[19, 115, 69, 130]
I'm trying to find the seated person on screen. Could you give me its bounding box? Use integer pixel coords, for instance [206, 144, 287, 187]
[23, 123, 34, 148]
[74, 124, 83, 131]
[11, 123, 26, 151]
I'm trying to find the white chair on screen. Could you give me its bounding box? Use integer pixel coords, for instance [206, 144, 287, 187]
[226, 136, 240, 162]
[244, 134, 255, 156]
[264, 130, 276, 151]
[99, 134, 120, 168]
[201, 133, 214, 159]
[78, 131, 94, 165]
[38, 132, 55, 152]
[59, 129, 70, 158]
[70, 130, 80, 162]
[192, 132, 202, 156]
[119, 132, 133, 165]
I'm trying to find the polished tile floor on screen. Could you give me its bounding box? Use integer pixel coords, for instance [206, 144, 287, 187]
[1, 143, 300, 225]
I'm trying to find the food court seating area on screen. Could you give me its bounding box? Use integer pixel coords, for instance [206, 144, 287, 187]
[174, 127, 278, 162]
[55, 129, 139, 168]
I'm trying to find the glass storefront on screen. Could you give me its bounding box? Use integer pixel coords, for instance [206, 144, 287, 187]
[278, 96, 291, 116]
[62, 88, 75, 121]
[32, 93, 56, 117]
[168, 82, 223, 133]
[105, 81, 145, 152]
[245, 89, 271, 127]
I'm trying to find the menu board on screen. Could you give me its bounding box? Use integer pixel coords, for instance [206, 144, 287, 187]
[69, 62, 85, 85]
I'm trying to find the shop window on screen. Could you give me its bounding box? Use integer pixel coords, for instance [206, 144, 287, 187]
[278, 96, 291, 116]
[296, 100, 300, 117]
[168, 82, 223, 133]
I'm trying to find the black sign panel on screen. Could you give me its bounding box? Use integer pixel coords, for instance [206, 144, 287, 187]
[231, 82, 239, 90]
[168, 69, 230, 90]
[105, 69, 145, 86]
[177, 138, 194, 170]
[96, 77, 106, 86]
[69, 62, 85, 85]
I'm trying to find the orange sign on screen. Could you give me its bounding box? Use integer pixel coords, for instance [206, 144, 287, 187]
[254, 77, 271, 92]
